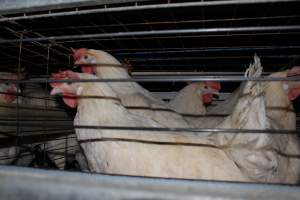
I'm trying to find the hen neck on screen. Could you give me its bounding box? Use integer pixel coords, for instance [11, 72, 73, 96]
[264, 82, 292, 109]
[76, 83, 124, 124]
[172, 84, 206, 115]
[95, 66, 130, 79]
[264, 81, 295, 129]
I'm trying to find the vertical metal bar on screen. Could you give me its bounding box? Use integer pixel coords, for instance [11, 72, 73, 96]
[16, 33, 23, 162]
[64, 134, 69, 169]
[43, 44, 51, 165]
[200, 0, 205, 73]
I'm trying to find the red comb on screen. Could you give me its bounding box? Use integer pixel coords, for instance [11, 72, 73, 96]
[123, 58, 133, 74]
[71, 48, 88, 61]
[205, 81, 221, 91]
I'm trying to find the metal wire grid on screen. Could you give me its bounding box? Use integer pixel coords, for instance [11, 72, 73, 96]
[1, 0, 300, 74]
[0, 0, 299, 171]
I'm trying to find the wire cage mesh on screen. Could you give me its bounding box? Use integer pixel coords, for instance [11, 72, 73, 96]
[0, 0, 300, 195]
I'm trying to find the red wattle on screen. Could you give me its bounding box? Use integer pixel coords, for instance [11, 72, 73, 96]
[288, 87, 300, 101]
[81, 66, 94, 74]
[4, 89, 17, 103]
[202, 93, 213, 104]
[62, 92, 78, 108]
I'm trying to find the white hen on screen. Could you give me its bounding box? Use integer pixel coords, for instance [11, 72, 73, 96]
[72, 48, 190, 128]
[50, 70, 249, 181]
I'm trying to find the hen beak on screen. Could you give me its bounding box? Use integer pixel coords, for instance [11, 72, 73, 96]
[50, 88, 64, 95]
[203, 88, 220, 98]
[212, 93, 220, 99]
[197, 88, 220, 100]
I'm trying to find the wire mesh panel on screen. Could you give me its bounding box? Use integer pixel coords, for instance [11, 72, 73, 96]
[0, 1, 299, 196]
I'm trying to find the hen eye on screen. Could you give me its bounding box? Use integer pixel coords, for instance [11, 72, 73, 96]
[204, 86, 208, 89]
[84, 55, 89, 59]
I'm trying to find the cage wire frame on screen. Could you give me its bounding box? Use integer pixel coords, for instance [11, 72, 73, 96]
[1, 1, 300, 67]
[0, 38, 77, 169]
[0, 0, 300, 196]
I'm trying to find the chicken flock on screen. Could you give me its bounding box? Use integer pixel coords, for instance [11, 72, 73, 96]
[0, 48, 300, 184]
[0, 73, 78, 169]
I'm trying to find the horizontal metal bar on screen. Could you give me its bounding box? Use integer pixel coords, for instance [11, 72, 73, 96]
[0, 103, 65, 112]
[2, 117, 300, 125]
[0, 130, 75, 148]
[0, 122, 298, 135]
[132, 72, 273, 76]
[2, 76, 299, 85]
[0, 91, 59, 103]
[114, 46, 300, 56]
[0, 0, 147, 15]
[28, 15, 300, 32]
[0, 0, 297, 22]
[0, 118, 72, 122]
[129, 55, 300, 62]
[0, 165, 299, 200]
[1, 25, 300, 44]
[31, 71, 274, 77]
[52, 32, 300, 44]
[51, 31, 300, 44]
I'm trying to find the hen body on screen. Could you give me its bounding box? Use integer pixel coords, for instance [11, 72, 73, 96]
[74, 49, 190, 128]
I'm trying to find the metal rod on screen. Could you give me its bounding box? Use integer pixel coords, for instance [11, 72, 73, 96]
[0, 118, 72, 122]
[131, 71, 273, 76]
[0, 104, 64, 112]
[0, 91, 60, 103]
[1, 76, 299, 84]
[129, 55, 300, 62]
[0, 122, 298, 135]
[113, 46, 300, 56]
[29, 15, 300, 33]
[51, 32, 300, 45]
[1, 165, 300, 200]
[1, 25, 300, 44]
[128, 63, 287, 68]
[0, 0, 298, 22]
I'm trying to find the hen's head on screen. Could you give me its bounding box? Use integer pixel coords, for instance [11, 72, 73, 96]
[194, 81, 221, 104]
[71, 48, 124, 75]
[0, 73, 24, 103]
[50, 70, 81, 108]
[72, 48, 97, 74]
[285, 66, 300, 101]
